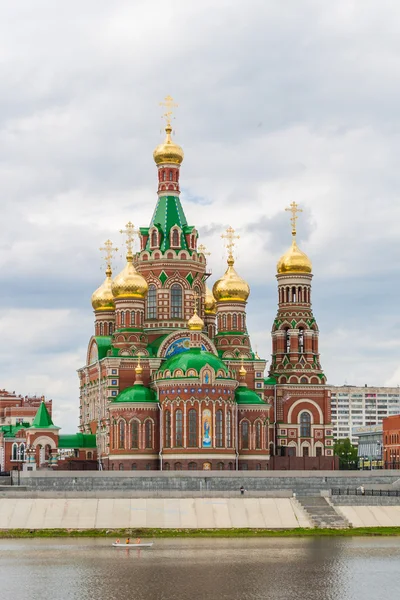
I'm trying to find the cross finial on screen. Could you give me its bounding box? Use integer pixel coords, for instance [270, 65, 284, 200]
[221, 226, 240, 261]
[159, 95, 178, 128]
[192, 290, 200, 314]
[198, 244, 211, 257]
[99, 239, 118, 273]
[120, 221, 139, 257]
[285, 202, 302, 237]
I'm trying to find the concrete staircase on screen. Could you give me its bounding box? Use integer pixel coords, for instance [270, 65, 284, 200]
[295, 495, 350, 529]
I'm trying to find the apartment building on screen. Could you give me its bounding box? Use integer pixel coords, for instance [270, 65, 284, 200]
[330, 386, 400, 444]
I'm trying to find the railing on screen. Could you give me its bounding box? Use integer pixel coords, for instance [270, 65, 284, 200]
[332, 488, 400, 497]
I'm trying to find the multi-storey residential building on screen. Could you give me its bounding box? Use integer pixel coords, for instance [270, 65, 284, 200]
[330, 386, 400, 444]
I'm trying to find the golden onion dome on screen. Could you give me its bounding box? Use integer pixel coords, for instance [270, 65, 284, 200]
[111, 252, 148, 299]
[91, 267, 115, 311]
[277, 238, 312, 274]
[213, 256, 250, 303]
[204, 285, 217, 314]
[187, 311, 204, 331]
[153, 125, 184, 165]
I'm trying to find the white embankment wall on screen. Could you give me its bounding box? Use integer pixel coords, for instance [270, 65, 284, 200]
[0, 498, 312, 529]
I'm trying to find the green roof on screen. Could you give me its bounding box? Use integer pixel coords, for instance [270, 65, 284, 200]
[264, 376, 277, 386]
[94, 336, 112, 360]
[31, 402, 58, 429]
[147, 334, 168, 357]
[158, 348, 229, 377]
[112, 384, 156, 403]
[0, 423, 31, 438]
[235, 385, 265, 405]
[58, 433, 97, 449]
[144, 195, 192, 252]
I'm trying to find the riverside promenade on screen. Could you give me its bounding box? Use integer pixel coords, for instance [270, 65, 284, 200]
[0, 471, 399, 530]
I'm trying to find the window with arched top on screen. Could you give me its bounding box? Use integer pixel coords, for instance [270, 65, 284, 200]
[99, 322, 103, 336]
[241, 421, 249, 449]
[299, 327, 304, 353]
[162, 171, 166, 181]
[217, 462, 224, 470]
[255, 422, 261, 449]
[175, 462, 182, 471]
[131, 311, 135, 327]
[284, 328, 290, 353]
[119, 421, 125, 449]
[188, 461, 197, 470]
[145, 420, 152, 449]
[171, 284, 183, 318]
[151, 230, 158, 248]
[121, 311, 125, 326]
[147, 285, 157, 319]
[165, 410, 171, 447]
[109, 322, 113, 335]
[169, 170, 173, 181]
[188, 409, 197, 447]
[171, 228, 180, 247]
[300, 412, 311, 438]
[226, 411, 232, 447]
[175, 409, 183, 447]
[19, 443, 26, 461]
[12, 443, 18, 461]
[222, 314, 227, 329]
[164, 462, 170, 470]
[216, 410, 223, 448]
[232, 314, 237, 329]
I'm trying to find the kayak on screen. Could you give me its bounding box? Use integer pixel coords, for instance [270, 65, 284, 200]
[112, 542, 153, 548]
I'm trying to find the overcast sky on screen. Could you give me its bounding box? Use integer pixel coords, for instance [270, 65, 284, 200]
[1, 0, 400, 431]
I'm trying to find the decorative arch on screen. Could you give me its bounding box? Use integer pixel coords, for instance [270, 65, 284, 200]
[287, 399, 323, 424]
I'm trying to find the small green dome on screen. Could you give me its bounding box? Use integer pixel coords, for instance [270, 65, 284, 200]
[235, 385, 265, 405]
[112, 384, 156, 403]
[159, 348, 229, 377]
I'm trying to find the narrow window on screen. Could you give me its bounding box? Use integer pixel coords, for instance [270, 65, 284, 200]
[226, 411, 232, 447]
[119, 463, 124, 470]
[162, 171, 166, 181]
[165, 410, 171, 448]
[216, 409, 223, 448]
[188, 461, 197, 470]
[285, 328, 290, 353]
[12, 443, 18, 461]
[172, 229, 180, 247]
[175, 462, 182, 471]
[145, 420, 152, 449]
[151, 230, 158, 247]
[300, 412, 311, 437]
[169, 170, 173, 181]
[217, 462, 224, 470]
[164, 462, 170, 470]
[255, 422, 261, 449]
[175, 409, 183, 447]
[121, 311, 125, 326]
[131, 311, 135, 327]
[232, 314, 237, 329]
[109, 322, 113, 335]
[299, 327, 304, 353]
[147, 285, 157, 319]
[188, 409, 197, 447]
[99, 322, 103, 336]
[171, 284, 183, 318]
[241, 421, 249, 449]
[316, 446, 323, 457]
[222, 314, 227, 329]
[131, 421, 139, 449]
[119, 421, 125, 449]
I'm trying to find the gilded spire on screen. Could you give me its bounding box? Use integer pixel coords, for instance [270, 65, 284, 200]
[134, 354, 143, 385]
[239, 356, 247, 378]
[277, 203, 312, 274]
[154, 96, 184, 165]
[187, 290, 204, 331]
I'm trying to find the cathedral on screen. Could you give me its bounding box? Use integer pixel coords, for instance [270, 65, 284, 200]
[79, 99, 334, 471]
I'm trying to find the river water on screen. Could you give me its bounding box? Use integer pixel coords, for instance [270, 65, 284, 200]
[0, 537, 399, 600]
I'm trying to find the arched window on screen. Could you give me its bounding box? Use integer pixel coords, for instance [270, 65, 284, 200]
[292, 286, 296, 302]
[226, 410, 232, 447]
[241, 421, 249, 449]
[131, 421, 139, 449]
[162, 171, 166, 182]
[12, 443, 18, 461]
[109, 322, 113, 335]
[131, 311, 135, 327]
[151, 230, 158, 247]
[165, 410, 171, 448]
[188, 409, 197, 447]
[121, 311, 125, 326]
[145, 420, 153, 449]
[87, 451, 92, 459]
[171, 228, 180, 247]
[147, 284, 157, 319]
[171, 284, 183, 318]
[284, 328, 290, 353]
[299, 327, 304, 353]
[119, 421, 125, 449]
[228, 462, 233, 470]
[169, 170, 173, 181]
[217, 462, 224, 470]
[216, 410, 223, 448]
[300, 412, 311, 438]
[188, 461, 197, 470]
[19, 443, 26, 461]
[175, 462, 182, 471]
[175, 409, 183, 447]
[255, 422, 261, 449]
[256, 463, 262, 470]
[119, 463, 124, 471]
[99, 322, 103, 336]
[164, 462, 170, 470]
[222, 314, 227, 329]
[232, 314, 237, 329]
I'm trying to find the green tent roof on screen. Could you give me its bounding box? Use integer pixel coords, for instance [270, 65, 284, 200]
[112, 384, 156, 404]
[31, 402, 58, 429]
[142, 195, 193, 252]
[235, 385, 265, 405]
[158, 348, 229, 377]
[58, 433, 97, 449]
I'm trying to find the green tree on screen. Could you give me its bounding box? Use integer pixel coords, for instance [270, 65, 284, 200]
[334, 438, 358, 470]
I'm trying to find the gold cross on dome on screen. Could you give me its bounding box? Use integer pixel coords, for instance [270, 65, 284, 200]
[159, 95, 178, 127]
[198, 244, 211, 257]
[99, 239, 118, 270]
[221, 226, 240, 258]
[285, 202, 302, 236]
[192, 290, 200, 314]
[120, 221, 139, 253]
